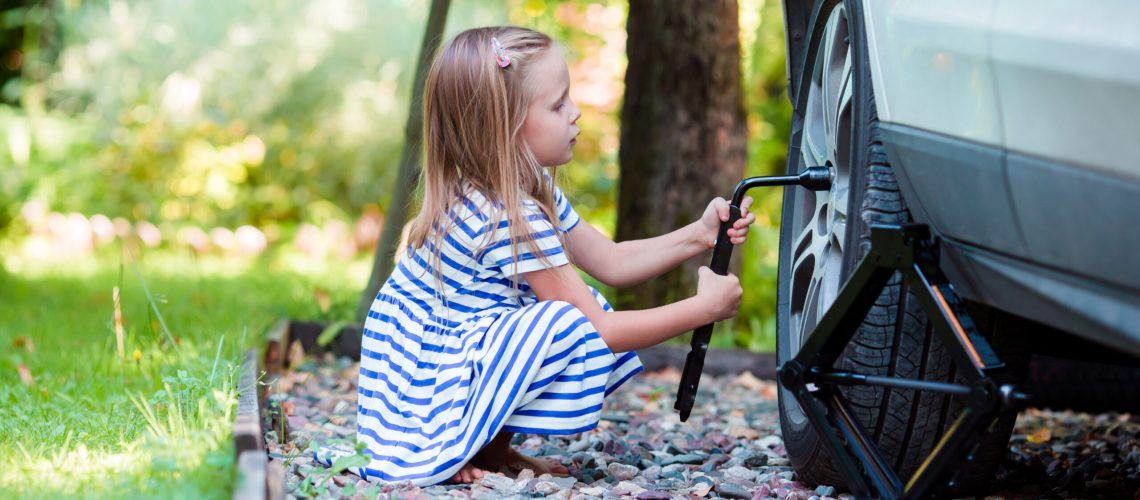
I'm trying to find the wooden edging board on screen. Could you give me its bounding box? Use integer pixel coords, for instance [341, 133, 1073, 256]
[232, 321, 290, 500]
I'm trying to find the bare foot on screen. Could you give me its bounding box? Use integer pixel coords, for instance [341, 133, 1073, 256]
[448, 462, 489, 484]
[499, 448, 570, 477]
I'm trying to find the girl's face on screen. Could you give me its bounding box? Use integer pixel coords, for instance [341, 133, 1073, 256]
[522, 47, 581, 167]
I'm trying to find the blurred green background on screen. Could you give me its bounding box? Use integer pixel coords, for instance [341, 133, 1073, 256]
[0, 0, 791, 351]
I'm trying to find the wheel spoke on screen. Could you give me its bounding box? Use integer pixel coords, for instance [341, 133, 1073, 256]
[803, 118, 828, 167]
[799, 274, 823, 344]
[820, 19, 837, 137]
[791, 222, 816, 272]
[833, 189, 849, 218]
[836, 49, 854, 133]
[832, 52, 852, 165]
[832, 219, 847, 254]
[820, 6, 846, 165]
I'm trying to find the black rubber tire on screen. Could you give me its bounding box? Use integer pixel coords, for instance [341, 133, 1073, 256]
[775, 0, 1027, 494]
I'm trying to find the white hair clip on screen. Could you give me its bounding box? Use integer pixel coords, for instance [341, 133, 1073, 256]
[491, 37, 511, 68]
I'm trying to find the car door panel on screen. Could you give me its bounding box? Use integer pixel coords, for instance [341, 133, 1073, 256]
[863, 0, 1002, 144]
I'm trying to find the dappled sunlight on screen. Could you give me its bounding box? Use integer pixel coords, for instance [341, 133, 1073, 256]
[0, 443, 151, 493]
[0, 429, 233, 497]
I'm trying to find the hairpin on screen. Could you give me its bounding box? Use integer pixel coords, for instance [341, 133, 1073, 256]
[491, 37, 511, 68]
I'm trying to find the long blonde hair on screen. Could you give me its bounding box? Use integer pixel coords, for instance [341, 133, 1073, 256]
[408, 26, 566, 295]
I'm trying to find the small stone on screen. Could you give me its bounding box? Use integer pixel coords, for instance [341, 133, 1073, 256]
[608, 462, 640, 481]
[641, 465, 662, 480]
[580, 467, 605, 482]
[579, 486, 607, 496]
[744, 453, 769, 468]
[571, 452, 596, 469]
[602, 412, 631, 423]
[815, 485, 836, 497]
[757, 435, 783, 449]
[532, 480, 559, 495]
[662, 453, 704, 466]
[716, 482, 752, 499]
[688, 481, 713, 497]
[613, 480, 647, 497]
[725, 465, 756, 482]
[637, 490, 672, 500]
[287, 415, 309, 429]
[479, 473, 516, 492]
[728, 425, 760, 440]
[568, 437, 591, 453]
[552, 476, 577, 490]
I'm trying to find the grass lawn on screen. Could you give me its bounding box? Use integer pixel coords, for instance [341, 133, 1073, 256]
[0, 245, 368, 498]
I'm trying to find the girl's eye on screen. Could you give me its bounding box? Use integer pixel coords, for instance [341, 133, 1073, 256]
[555, 99, 566, 111]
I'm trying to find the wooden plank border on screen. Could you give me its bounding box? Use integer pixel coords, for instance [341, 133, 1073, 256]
[234, 320, 289, 500]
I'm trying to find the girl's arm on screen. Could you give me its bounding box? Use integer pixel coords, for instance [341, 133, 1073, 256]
[565, 196, 755, 288]
[522, 263, 741, 353]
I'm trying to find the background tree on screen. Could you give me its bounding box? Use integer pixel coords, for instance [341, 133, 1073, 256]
[615, 0, 748, 311]
[356, 0, 451, 322]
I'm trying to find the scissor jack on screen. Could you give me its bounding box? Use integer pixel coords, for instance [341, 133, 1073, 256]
[675, 173, 1030, 499]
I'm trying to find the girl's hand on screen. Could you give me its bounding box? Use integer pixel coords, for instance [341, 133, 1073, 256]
[698, 196, 756, 248]
[696, 266, 743, 322]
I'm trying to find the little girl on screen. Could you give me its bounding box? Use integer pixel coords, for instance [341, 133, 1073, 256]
[316, 26, 755, 486]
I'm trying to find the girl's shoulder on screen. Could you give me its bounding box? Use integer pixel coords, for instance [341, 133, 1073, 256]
[449, 186, 495, 241]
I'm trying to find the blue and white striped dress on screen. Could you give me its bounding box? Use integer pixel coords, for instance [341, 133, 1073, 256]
[316, 181, 643, 486]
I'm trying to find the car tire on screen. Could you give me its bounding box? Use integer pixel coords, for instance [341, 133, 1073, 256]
[775, 0, 1027, 493]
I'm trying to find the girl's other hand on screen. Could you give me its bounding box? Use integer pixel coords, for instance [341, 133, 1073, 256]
[698, 196, 756, 247]
[696, 266, 743, 322]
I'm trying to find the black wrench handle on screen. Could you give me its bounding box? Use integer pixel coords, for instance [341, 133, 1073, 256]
[674, 204, 741, 421]
[672, 166, 832, 421]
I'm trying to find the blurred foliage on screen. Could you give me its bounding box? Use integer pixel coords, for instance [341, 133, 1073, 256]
[1, 0, 791, 350]
[2, 0, 509, 231]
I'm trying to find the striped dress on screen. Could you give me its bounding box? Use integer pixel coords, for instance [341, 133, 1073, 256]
[316, 181, 643, 486]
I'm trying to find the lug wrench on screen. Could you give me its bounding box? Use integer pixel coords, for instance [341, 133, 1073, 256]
[675, 166, 833, 421]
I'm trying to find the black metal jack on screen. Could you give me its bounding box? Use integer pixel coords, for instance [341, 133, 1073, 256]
[673, 201, 1032, 498]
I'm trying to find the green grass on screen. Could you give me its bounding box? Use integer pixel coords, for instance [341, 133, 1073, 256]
[0, 245, 366, 498]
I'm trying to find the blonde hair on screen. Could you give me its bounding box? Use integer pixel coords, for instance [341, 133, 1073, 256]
[408, 26, 566, 296]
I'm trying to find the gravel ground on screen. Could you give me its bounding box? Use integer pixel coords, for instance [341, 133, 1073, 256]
[265, 353, 1140, 499]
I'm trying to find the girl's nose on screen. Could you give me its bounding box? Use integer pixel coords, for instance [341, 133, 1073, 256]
[570, 101, 582, 124]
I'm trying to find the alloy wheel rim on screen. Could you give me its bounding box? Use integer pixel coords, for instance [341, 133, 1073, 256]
[785, 4, 853, 426]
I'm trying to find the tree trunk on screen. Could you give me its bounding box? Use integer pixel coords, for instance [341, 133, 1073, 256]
[0, 2, 23, 106]
[355, 0, 451, 323]
[616, 0, 747, 311]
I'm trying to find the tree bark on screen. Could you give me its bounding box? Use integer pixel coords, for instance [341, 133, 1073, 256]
[356, 0, 451, 323]
[616, 0, 747, 310]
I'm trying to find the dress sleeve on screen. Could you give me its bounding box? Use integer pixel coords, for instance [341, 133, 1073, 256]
[552, 184, 582, 234]
[480, 199, 570, 276]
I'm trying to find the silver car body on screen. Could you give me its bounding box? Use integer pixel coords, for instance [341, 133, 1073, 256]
[859, 1, 1140, 353]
